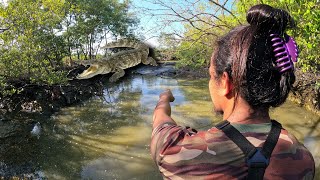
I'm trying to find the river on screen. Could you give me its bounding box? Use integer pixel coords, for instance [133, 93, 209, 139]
[0, 69, 319, 179]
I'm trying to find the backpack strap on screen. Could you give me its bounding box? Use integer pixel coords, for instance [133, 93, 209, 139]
[216, 120, 282, 180]
[216, 120, 256, 157]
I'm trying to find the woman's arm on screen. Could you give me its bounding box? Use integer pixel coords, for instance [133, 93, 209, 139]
[153, 89, 176, 129]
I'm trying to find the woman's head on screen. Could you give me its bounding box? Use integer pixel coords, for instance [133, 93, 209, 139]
[209, 4, 296, 113]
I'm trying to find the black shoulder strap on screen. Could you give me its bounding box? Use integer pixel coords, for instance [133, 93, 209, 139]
[261, 120, 282, 158]
[216, 120, 256, 157]
[216, 120, 282, 180]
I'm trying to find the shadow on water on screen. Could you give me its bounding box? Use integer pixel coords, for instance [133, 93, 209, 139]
[0, 113, 49, 178]
[1, 73, 319, 179]
[34, 79, 161, 179]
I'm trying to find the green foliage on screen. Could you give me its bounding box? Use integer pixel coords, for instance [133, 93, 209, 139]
[0, 0, 68, 88]
[0, 0, 137, 94]
[236, 0, 320, 72]
[174, 27, 213, 69]
[167, 1, 242, 69]
[63, 0, 137, 60]
[316, 81, 320, 90]
[176, 42, 209, 69]
[172, 0, 319, 73]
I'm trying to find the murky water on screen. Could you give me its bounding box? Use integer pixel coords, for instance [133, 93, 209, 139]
[2, 74, 320, 179]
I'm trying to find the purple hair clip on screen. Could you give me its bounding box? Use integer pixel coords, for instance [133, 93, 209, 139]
[270, 33, 299, 73]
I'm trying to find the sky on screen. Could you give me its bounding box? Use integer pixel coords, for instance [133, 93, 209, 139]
[0, 0, 6, 5]
[130, 0, 235, 47]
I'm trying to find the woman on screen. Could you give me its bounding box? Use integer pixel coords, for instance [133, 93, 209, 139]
[151, 4, 315, 180]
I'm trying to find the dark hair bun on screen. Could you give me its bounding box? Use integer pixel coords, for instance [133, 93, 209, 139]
[246, 4, 294, 34]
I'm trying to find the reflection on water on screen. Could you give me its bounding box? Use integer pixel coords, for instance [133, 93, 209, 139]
[2, 75, 319, 179]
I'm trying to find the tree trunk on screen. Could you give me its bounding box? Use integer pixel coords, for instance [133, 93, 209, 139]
[77, 50, 80, 60]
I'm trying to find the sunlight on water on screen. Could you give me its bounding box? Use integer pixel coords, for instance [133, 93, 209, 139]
[11, 75, 319, 179]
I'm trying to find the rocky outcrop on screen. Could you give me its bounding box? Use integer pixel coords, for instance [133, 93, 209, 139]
[290, 69, 320, 115]
[0, 78, 105, 120]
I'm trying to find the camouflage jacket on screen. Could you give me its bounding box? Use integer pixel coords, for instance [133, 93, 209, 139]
[151, 121, 315, 180]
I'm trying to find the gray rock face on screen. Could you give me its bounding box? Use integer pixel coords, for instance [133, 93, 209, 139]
[30, 122, 41, 139]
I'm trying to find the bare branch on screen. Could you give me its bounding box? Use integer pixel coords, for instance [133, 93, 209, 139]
[131, 0, 241, 53]
[208, 0, 242, 25]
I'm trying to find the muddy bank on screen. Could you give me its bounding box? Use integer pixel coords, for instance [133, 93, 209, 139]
[1, 63, 317, 119]
[0, 79, 104, 119]
[0, 76, 106, 177]
[0, 63, 171, 120]
[0, 62, 196, 120]
[290, 69, 320, 115]
[175, 66, 209, 79]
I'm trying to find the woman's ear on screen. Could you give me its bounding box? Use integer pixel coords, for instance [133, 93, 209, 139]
[220, 72, 233, 97]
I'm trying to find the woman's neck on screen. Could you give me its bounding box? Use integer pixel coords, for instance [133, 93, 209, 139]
[223, 98, 271, 124]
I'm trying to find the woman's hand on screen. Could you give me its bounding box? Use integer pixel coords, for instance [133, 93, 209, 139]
[153, 89, 176, 129]
[159, 89, 175, 102]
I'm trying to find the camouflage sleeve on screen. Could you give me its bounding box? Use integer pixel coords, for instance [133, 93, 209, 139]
[150, 122, 197, 165]
[150, 123, 316, 180]
[266, 129, 316, 180]
[150, 124, 245, 179]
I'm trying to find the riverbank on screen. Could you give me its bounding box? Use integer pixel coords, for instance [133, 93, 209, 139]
[0, 74, 107, 178]
[289, 69, 320, 116]
[1, 63, 319, 118]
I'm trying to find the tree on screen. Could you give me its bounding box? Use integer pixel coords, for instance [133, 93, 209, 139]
[0, 0, 138, 90]
[136, 0, 319, 72]
[237, 0, 320, 72]
[0, 0, 68, 86]
[133, 0, 240, 68]
[63, 0, 138, 60]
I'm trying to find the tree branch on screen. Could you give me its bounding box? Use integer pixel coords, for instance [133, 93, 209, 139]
[208, 0, 242, 25]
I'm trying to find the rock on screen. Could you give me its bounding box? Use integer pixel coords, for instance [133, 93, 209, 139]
[30, 122, 41, 139]
[132, 63, 177, 77]
[21, 101, 42, 113]
[290, 68, 320, 115]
